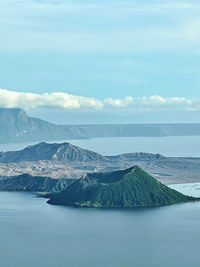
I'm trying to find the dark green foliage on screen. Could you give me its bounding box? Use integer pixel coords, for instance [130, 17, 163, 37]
[48, 166, 196, 208]
[0, 174, 74, 192]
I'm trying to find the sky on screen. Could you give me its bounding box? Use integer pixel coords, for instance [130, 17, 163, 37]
[0, 0, 200, 124]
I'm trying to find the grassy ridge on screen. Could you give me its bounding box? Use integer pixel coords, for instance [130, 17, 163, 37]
[0, 174, 74, 192]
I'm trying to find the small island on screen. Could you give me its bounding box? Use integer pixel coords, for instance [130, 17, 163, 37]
[47, 166, 197, 208]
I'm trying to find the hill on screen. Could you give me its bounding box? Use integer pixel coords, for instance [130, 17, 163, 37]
[0, 173, 74, 192]
[0, 108, 72, 143]
[1, 108, 200, 143]
[0, 141, 108, 164]
[1, 142, 200, 184]
[47, 166, 196, 208]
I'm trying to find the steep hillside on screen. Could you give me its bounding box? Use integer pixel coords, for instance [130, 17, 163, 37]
[0, 174, 74, 192]
[1, 108, 200, 143]
[0, 108, 82, 143]
[0, 142, 109, 163]
[47, 166, 196, 208]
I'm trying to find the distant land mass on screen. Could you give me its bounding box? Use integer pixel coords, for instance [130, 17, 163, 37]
[0, 141, 108, 163]
[47, 166, 196, 208]
[1, 142, 200, 184]
[1, 108, 200, 143]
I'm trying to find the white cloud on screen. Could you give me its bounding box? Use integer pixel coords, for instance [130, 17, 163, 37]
[104, 96, 198, 113]
[0, 89, 200, 113]
[0, 89, 102, 110]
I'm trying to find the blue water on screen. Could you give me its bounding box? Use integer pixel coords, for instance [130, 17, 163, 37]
[169, 182, 200, 198]
[0, 190, 200, 267]
[0, 137, 200, 267]
[1, 135, 200, 157]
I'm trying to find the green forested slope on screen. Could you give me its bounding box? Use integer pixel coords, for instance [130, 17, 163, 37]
[48, 166, 196, 208]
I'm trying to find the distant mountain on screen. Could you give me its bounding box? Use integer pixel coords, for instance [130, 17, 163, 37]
[47, 166, 196, 208]
[1, 108, 200, 143]
[0, 108, 83, 143]
[0, 142, 109, 164]
[0, 173, 74, 192]
[1, 142, 200, 184]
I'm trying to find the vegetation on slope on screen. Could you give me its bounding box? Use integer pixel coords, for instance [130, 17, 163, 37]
[47, 166, 196, 208]
[0, 174, 74, 192]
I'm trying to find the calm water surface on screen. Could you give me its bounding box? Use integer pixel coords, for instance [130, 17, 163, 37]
[0, 135, 200, 157]
[0, 190, 200, 267]
[0, 137, 200, 266]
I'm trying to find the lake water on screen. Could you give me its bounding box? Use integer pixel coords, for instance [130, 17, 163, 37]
[0, 187, 200, 267]
[1, 137, 200, 266]
[169, 183, 200, 198]
[1, 135, 200, 157]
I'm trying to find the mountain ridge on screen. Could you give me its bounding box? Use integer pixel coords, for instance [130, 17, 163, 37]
[1, 108, 200, 143]
[1, 142, 200, 184]
[0, 173, 74, 192]
[0, 141, 109, 164]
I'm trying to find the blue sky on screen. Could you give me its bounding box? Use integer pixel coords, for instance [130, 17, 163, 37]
[0, 0, 200, 123]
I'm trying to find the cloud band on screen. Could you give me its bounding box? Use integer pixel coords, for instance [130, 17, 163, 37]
[0, 89, 199, 113]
